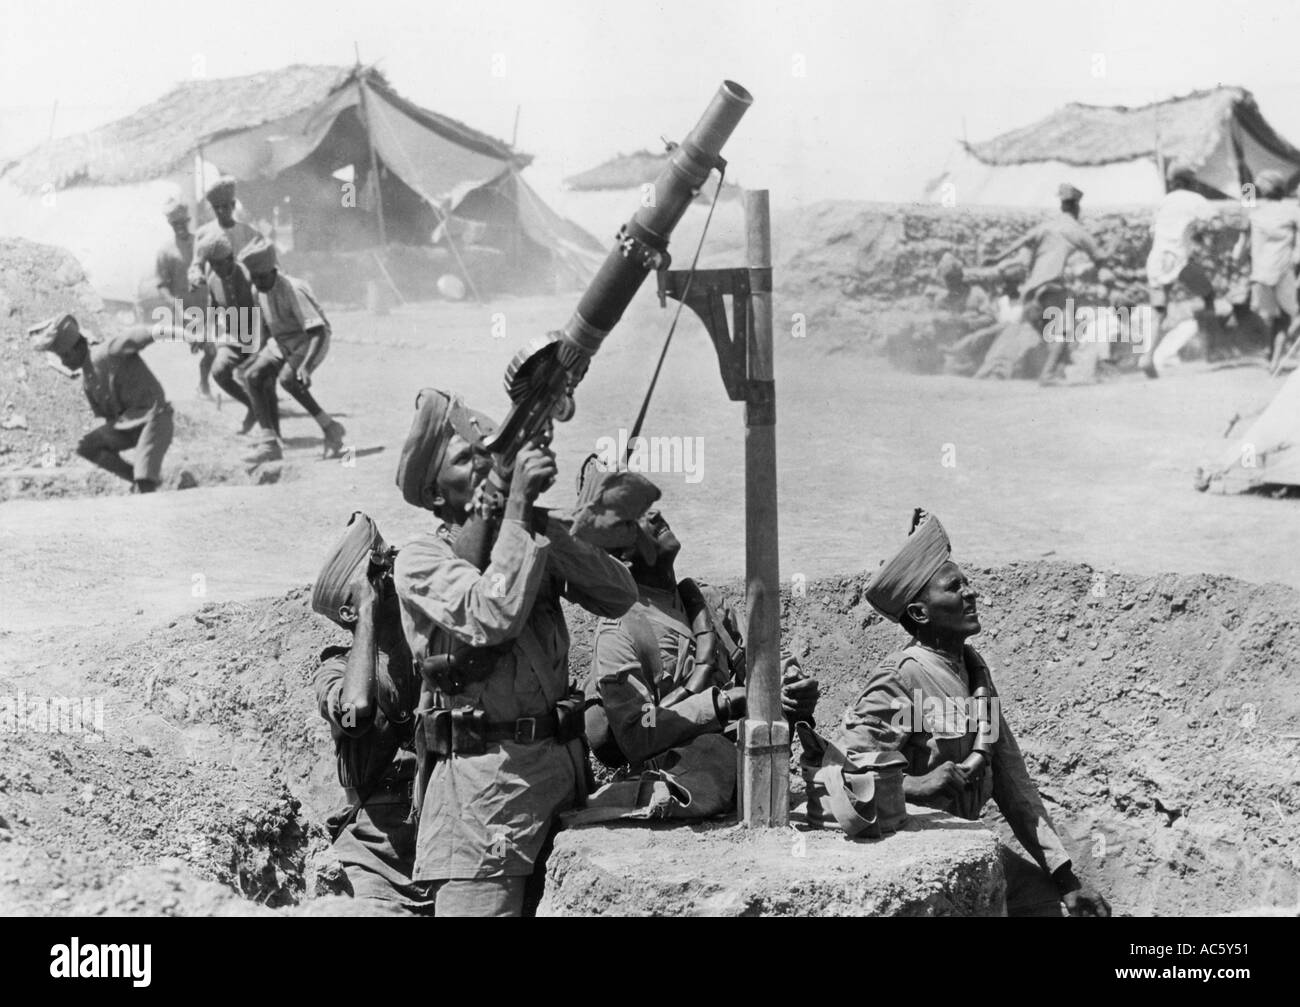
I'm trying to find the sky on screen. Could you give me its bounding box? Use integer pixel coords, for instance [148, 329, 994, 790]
[3, 0, 1300, 204]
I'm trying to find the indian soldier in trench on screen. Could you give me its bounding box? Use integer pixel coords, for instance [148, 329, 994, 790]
[581, 470, 819, 818]
[310, 511, 433, 915]
[390, 389, 639, 916]
[28, 314, 176, 493]
[155, 196, 216, 398]
[238, 239, 346, 459]
[838, 509, 1111, 917]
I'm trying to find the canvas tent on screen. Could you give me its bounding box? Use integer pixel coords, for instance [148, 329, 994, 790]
[1, 64, 603, 298]
[1200, 369, 1300, 494]
[925, 87, 1300, 207]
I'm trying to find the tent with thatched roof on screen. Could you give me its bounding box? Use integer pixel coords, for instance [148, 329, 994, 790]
[924, 87, 1300, 207]
[1, 64, 602, 299]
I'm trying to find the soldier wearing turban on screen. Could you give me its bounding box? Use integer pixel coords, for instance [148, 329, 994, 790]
[28, 314, 173, 493]
[238, 238, 345, 459]
[310, 511, 433, 913]
[841, 509, 1111, 917]
[390, 388, 638, 916]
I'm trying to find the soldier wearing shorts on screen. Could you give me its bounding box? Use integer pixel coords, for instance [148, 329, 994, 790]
[239, 239, 346, 458]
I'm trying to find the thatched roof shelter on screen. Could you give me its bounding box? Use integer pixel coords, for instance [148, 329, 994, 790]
[927, 86, 1300, 206]
[2, 64, 526, 193]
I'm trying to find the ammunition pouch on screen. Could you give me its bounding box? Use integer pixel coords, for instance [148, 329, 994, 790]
[420, 692, 586, 758]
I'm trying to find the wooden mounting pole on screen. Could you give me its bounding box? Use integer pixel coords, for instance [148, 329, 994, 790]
[353, 47, 388, 247]
[739, 189, 788, 827]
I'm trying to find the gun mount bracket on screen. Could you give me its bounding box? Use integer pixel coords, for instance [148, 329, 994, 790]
[656, 266, 772, 403]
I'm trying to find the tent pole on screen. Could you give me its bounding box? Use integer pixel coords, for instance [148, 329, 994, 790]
[353, 56, 389, 247]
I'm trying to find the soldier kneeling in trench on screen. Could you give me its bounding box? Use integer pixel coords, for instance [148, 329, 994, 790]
[310, 512, 433, 915]
[840, 509, 1110, 917]
[579, 467, 819, 820]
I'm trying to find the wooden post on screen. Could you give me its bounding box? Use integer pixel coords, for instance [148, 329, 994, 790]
[353, 56, 388, 247]
[739, 189, 788, 827]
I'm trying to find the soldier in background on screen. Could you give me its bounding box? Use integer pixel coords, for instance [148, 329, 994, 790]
[192, 232, 269, 444]
[984, 183, 1107, 384]
[155, 196, 214, 397]
[1234, 169, 1300, 372]
[187, 176, 263, 289]
[239, 240, 346, 458]
[28, 314, 174, 493]
[1142, 161, 1221, 378]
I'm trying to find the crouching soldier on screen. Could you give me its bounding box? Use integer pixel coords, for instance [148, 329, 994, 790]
[28, 314, 174, 493]
[310, 511, 433, 914]
[841, 508, 1110, 917]
[582, 480, 819, 818]
[392, 389, 639, 916]
[239, 239, 345, 457]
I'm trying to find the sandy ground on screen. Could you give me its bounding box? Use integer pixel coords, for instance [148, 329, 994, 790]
[1, 290, 1297, 635]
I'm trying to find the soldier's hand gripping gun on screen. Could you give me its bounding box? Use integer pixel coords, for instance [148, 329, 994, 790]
[451, 81, 754, 572]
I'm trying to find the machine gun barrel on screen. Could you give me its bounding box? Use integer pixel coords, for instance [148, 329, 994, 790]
[481, 81, 753, 469]
[452, 82, 752, 574]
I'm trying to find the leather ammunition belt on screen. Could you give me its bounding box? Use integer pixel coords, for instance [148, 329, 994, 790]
[421, 696, 584, 757]
[482, 712, 561, 744]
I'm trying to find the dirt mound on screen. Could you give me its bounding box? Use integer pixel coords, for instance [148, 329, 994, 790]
[0, 237, 117, 471]
[7, 560, 1295, 916]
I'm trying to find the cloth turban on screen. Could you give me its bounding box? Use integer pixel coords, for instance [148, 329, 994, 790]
[162, 196, 190, 223]
[1255, 170, 1286, 198]
[395, 388, 498, 510]
[1057, 182, 1084, 202]
[238, 238, 277, 274]
[311, 511, 391, 627]
[195, 232, 234, 266]
[28, 314, 82, 355]
[204, 176, 237, 203]
[569, 453, 662, 550]
[937, 251, 964, 285]
[864, 509, 953, 622]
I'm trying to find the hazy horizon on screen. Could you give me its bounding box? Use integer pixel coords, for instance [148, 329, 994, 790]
[4, 0, 1300, 207]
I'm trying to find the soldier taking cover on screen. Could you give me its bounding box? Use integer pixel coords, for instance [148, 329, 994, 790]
[28, 314, 175, 494]
[310, 512, 433, 915]
[841, 509, 1111, 917]
[391, 389, 638, 917]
